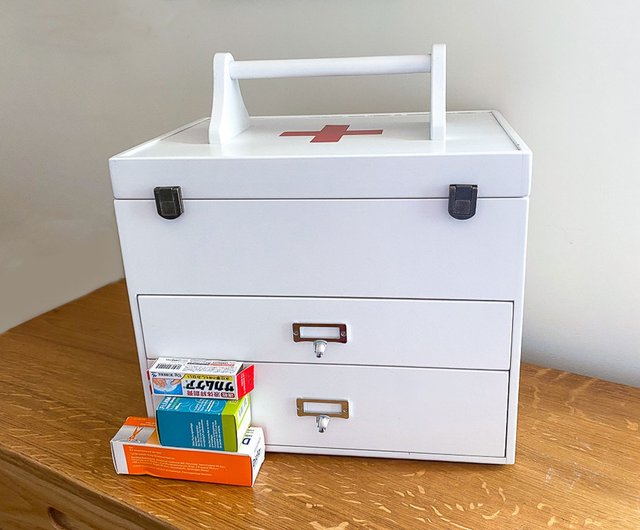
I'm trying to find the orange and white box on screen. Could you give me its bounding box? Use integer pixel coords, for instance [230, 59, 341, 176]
[110, 417, 264, 486]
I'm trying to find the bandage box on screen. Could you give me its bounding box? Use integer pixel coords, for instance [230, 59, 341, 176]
[111, 417, 264, 486]
[156, 394, 251, 452]
[149, 358, 254, 400]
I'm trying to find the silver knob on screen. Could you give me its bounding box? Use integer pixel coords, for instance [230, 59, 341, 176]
[313, 340, 328, 358]
[316, 415, 330, 433]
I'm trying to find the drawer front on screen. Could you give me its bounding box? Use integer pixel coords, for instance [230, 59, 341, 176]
[116, 198, 527, 300]
[139, 295, 513, 369]
[0, 448, 165, 530]
[249, 363, 509, 457]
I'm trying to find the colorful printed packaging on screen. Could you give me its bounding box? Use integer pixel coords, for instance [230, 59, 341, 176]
[111, 417, 264, 486]
[156, 394, 251, 452]
[148, 358, 255, 400]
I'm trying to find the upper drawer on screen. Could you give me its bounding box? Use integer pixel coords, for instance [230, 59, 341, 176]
[139, 295, 513, 369]
[116, 198, 527, 300]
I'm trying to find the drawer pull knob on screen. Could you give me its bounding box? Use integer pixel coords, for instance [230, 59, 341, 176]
[47, 507, 74, 530]
[316, 415, 330, 433]
[313, 340, 328, 358]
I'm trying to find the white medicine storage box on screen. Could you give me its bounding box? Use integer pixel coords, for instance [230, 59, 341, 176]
[110, 45, 531, 464]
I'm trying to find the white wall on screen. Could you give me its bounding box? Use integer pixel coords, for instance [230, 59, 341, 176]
[2, 1, 638, 386]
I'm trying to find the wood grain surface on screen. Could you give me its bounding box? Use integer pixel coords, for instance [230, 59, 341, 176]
[0, 281, 638, 530]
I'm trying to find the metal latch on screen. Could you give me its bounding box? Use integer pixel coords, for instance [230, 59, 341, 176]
[448, 184, 478, 220]
[154, 186, 183, 220]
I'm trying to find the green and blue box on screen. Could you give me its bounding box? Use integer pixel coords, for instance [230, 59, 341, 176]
[156, 394, 251, 452]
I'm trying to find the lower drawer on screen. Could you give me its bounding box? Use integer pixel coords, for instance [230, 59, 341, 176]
[249, 363, 509, 458]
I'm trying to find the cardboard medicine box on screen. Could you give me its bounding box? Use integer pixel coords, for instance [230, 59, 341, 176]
[149, 358, 254, 400]
[111, 417, 264, 486]
[157, 394, 251, 452]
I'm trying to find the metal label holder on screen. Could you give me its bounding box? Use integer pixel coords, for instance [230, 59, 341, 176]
[292, 323, 348, 343]
[296, 398, 350, 419]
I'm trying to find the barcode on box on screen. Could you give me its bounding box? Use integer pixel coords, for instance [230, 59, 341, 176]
[155, 363, 183, 370]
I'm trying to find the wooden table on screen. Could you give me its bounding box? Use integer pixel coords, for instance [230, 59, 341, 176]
[1, 282, 638, 530]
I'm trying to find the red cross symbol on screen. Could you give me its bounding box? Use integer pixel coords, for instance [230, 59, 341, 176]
[280, 124, 383, 143]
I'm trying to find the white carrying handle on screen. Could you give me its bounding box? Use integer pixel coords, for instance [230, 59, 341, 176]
[209, 44, 446, 144]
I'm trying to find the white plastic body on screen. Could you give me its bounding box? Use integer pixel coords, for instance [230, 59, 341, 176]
[115, 198, 527, 300]
[110, 108, 531, 464]
[209, 45, 446, 143]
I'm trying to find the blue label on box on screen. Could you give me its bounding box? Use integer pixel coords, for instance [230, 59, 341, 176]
[156, 396, 250, 452]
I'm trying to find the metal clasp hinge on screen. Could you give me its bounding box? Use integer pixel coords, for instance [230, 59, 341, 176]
[154, 186, 183, 220]
[448, 184, 478, 220]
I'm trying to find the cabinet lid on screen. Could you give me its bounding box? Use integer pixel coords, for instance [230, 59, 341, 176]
[110, 111, 531, 199]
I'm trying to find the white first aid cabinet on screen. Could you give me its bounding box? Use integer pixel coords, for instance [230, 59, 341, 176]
[110, 45, 531, 464]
